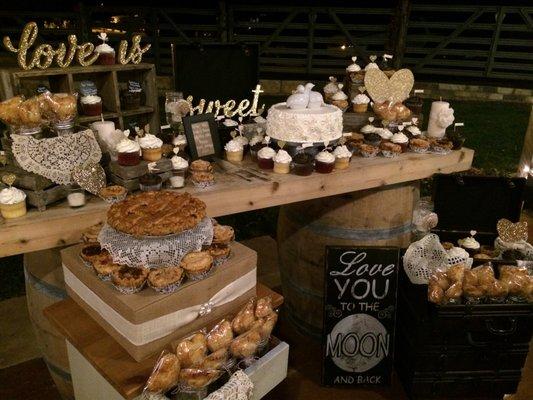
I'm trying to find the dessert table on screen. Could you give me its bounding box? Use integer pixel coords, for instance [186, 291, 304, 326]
[0, 148, 474, 257]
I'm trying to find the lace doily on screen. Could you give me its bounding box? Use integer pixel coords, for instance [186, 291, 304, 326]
[99, 217, 213, 268]
[494, 238, 533, 261]
[403, 234, 448, 284]
[11, 129, 102, 185]
[204, 370, 253, 400]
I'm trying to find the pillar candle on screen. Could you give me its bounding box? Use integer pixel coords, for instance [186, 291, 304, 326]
[427, 101, 454, 138]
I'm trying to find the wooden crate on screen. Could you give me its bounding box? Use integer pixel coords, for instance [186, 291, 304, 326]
[108, 158, 172, 180]
[109, 171, 172, 192]
[0, 63, 160, 134]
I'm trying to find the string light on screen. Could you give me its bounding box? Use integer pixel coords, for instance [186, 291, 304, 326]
[340, 45, 346, 50]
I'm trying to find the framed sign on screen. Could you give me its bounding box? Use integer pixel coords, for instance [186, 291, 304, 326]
[322, 246, 400, 387]
[182, 113, 222, 159]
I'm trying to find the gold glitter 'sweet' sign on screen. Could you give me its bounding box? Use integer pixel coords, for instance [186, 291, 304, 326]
[3, 22, 151, 70]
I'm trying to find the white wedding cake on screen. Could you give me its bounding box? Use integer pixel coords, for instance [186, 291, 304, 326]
[265, 83, 343, 143]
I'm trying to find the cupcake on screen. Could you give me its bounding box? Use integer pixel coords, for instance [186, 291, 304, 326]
[0, 187, 27, 219]
[139, 134, 163, 161]
[380, 55, 395, 77]
[323, 76, 340, 103]
[95, 34, 115, 65]
[430, 138, 454, 154]
[315, 151, 335, 174]
[330, 91, 349, 111]
[333, 145, 352, 170]
[234, 135, 249, 154]
[365, 57, 380, 71]
[180, 251, 214, 280]
[148, 267, 184, 294]
[249, 134, 265, 161]
[380, 142, 402, 158]
[99, 185, 128, 203]
[406, 125, 422, 139]
[222, 119, 238, 129]
[80, 243, 108, 267]
[116, 137, 141, 166]
[80, 95, 102, 116]
[346, 57, 364, 83]
[225, 138, 244, 164]
[458, 234, 480, 257]
[292, 152, 314, 176]
[170, 155, 188, 189]
[410, 138, 430, 153]
[112, 266, 149, 294]
[139, 173, 163, 191]
[375, 128, 393, 142]
[391, 132, 409, 152]
[257, 147, 276, 170]
[352, 93, 370, 113]
[172, 134, 188, 152]
[212, 225, 235, 245]
[190, 160, 215, 188]
[360, 123, 377, 135]
[364, 132, 382, 147]
[273, 149, 292, 174]
[208, 244, 231, 266]
[92, 256, 124, 281]
[357, 143, 379, 158]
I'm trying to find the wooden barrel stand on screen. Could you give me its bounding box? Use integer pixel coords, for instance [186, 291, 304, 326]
[24, 249, 73, 400]
[277, 182, 418, 340]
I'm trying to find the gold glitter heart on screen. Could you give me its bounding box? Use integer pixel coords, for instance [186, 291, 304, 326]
[277, 140, 286, 149]
[71, 163, 106, 195]
[364, 68, 414, 104]
[497, 218, 528, 242]
[2, 173, 16, 187]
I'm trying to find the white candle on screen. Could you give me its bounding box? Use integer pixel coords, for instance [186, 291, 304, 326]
[67, 192, 86, 207]
[91, 121, 116, 153]
[427, 101, 454, 138]
[169, 175, 185, 188]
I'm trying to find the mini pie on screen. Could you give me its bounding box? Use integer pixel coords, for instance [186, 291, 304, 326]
[92, 256, 124, 279]
[99, 185, 127, 201]
[112, 266, 149, 293]
[208, 244, 231, 264]
[207, 320, 233, 352]
[107, 191, 206, 236]
[191, 171, 215, 184]
[190, 159, 213, 173]
[199, 348, 229, 370]
[231, 300, 256, 334]
[212, 225, 235, 245]
[179, 369, 222, 389]
[146, 353, 181, 393]
[176, 333, 208, 368]
[82, 222, 103, 243]
[80, 243, 108, 264]
[230, 329, 262, 359]
[148, 267, 184, 293]
[180, 251, 213, 280]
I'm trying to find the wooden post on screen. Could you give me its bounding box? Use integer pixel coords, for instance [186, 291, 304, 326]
[518, 106, 533, 178]
[78, 2, 90, 42]
[389, 0, 412, 69]
[150, 10, 161, 73]
[219, 1, 228, 43]
[306, 11, 316, 76]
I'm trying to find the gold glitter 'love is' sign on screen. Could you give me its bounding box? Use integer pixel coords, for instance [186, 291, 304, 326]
[3, 22, 150, 70]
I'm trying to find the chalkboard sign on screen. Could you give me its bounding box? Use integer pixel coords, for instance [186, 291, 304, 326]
[182, 113, 221, 159]
[322, 246, 400, 387]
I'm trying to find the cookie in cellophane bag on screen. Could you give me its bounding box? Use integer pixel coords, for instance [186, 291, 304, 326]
[175, 331, 208, 368]
[231, 298, 257, 335]
[206, 319, 233, 353]
[144, 351, 181, 399]
[462, 264, 495, 304]
[499, 265, 532, 303]
[175, 368, 223, 399]
[427, 264, 466, 305]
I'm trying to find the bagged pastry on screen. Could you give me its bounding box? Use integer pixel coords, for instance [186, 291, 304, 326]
[427, 264, 466, 305]
[39, 92, 78, 122]
[198, 348, 230, 370]
[255, 296, 275, 318]
[499, 265, 531, 302]
[230, 329, 262, 359]
[144, 351, 181, 395]
[17, 96, 43, 127]
[231, 298, 257, 334]
[175, 331, 208, 368]
[250, 311, 278, 341]
[206, 319, 233, 352]
[0, 96, 24, 125]
[462, 264, 495, 303]
[178, 368, 223, 390]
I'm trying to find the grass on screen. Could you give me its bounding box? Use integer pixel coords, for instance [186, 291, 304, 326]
[0, 99, 530, 300]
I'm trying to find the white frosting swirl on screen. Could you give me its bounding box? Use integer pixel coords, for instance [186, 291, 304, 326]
[95, 43, 114, 54]
[459, 237, 480, 250]
[235, 135, 249, 147]
[116, 138, 140, 153]
[223, 119, 238, 127]
[250, 134, 264, 146]
[333, 145, 352, 159]
[365, 62, 380, 71]
[331, 91, 348, 101]
[0, 187, 26, 205]
[315, 151, 335, 163]
[172, 135, 187, 146]
[80, 95, 101, 105]
[346, 63, 361, 72]
[273, 149, 292, 164]
[375, 128, 393, 140]
[257, 146, 276, 159]
[352, 94, 370, 104]
[447, 247, 469, 261]
[324, 82, 339, 94]
[254, 116, 267, 124]
[407, 125, 421, 136]
[225, 139, 243, 152]
[171, 156, 189, 170]
[392, 132, 409, 144]
[361, 124, 377, 134]
[138, 134, 163, 149]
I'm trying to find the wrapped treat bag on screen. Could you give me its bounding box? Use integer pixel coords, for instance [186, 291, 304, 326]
[499, 265, 532, 303]
[462, 264, 495, 304]
[39, 92, 78, 135]
[207, 319, 234, 353]
[427, 264, 466, 305]
[144, 351, 181, 399]
[0, 95, 44, 136]
[175, 368, 223, 400]
[175, 331, 208, 368]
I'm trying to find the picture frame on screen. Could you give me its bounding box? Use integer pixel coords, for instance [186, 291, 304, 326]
[182, 113, 222, 160]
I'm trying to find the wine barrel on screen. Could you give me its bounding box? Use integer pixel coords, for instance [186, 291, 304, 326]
[24, 248, 73, 400]
[277, 182, 418, 340]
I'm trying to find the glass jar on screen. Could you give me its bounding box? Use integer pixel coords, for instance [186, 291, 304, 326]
[53, 118, 75, 136]
[169, 167, 187, 189]
[13, 125, 42, 138]
[165, 91, 184, 132]
[139, 173, 163, 191]
[67, 185, 86, 208]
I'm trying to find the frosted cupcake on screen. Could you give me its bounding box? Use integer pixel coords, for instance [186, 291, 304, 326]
[333, 145, 352, 170]
[391, 132, 409, 152]
[170, 155, 189, 188]
[80, 95, 102, 116]
[234, 135, 249, 154]
[315, 151, 335, 173]
[406, 125, 422, 138]
[139, 134, 163, 161]
[95, 33, 115, 65]
[257, 146, 276, 170]
[172, 134, 188, 151]
[346, 57, 364, 82]
[225, 139, 244, 163]
[375, 128, 393, 141]
[249, 134, 265, 161]
[361, 123, 377, 135]
[330, 91, 349, 112]
[458, 235, 480, 257]
[273, 149, 292, 174]
[352, 94, 370, 113]
[324, 76, 340, 102]
[0, 187, 27, 219]
[116, 137, 141, 166]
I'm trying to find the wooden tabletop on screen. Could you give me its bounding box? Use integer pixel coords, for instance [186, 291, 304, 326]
[44, 283, 283, 400]
[0, 148, 474, 256]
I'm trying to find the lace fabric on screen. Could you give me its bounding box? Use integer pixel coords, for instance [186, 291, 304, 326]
[403, 234, 449, 284]
[99, 217, 214, 268]
[11, 129, 102, 184]
[204, 370, 253, 400]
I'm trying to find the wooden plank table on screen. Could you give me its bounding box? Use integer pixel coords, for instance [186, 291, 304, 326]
[0, 148, 474, 256]
[44, 284, 283, 400]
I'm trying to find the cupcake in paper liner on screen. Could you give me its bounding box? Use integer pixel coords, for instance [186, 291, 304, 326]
[92, 257, 124, 281]
[180, 251, 214, 281]
[148, 267, 185, 294]
[429, 137, 454, 155]
[357, 143, 379, 158]
[79, 243, 108, 268]
[111, 266, 149, 294]
[212, 224, 235, 245]
[208, 244, 231, 267]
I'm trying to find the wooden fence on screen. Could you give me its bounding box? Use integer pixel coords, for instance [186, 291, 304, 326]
[0, 3, 531, 83]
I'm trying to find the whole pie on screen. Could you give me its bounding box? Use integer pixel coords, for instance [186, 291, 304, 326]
[107, 191, 206, 236]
